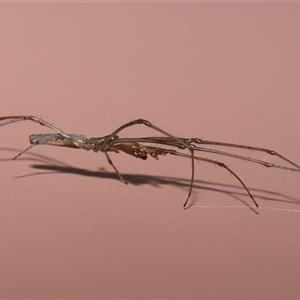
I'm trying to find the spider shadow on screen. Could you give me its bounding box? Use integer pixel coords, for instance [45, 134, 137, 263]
[24, 163, 300, 210]
[2, 147, 300, 210]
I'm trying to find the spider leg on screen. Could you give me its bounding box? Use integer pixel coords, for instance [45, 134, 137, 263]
[115, 136, 300, 173]
[12, 144, 37, 160]
[0, 116, 68, 137]
[190, 139, 300, 170]
[101, 119, 195, 207]
[0, 116, 88, 157]
[191, 146, 300, 172]
[104, 152, 128, 184]
[111, 141, 258, 208]
[145, 147, 259, 208]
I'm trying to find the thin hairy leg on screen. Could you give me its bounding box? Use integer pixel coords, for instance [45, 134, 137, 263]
[0, 116, 87, 155]
[104, 152, 128, 184]
[149, 147, 259, 208]
[113, 137, 300, 172]
[112, 142, 258, 208]
[190, 139, 300, 170]
[0, 116, 68, 137]
[100, 119, 195, 206]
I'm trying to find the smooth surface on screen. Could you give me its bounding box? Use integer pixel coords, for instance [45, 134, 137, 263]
[1, 3, 300, 298]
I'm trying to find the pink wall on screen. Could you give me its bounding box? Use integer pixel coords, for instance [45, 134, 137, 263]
[1, 3, 300, 298]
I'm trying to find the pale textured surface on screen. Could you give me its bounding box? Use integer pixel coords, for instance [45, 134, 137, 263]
[1, 3, 300, 298]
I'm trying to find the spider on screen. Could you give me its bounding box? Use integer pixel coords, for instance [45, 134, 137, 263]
[1, 115, 299, 208]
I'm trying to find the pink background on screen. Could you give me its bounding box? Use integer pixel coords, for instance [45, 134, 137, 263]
[1, 2, 300, 299]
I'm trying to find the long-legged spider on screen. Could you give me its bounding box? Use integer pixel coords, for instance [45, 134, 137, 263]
[1, 115, 299, 208]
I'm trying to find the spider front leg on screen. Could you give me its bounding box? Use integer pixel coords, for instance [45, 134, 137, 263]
[0, 116, 67, 137]
[0, 115, 87, 157]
